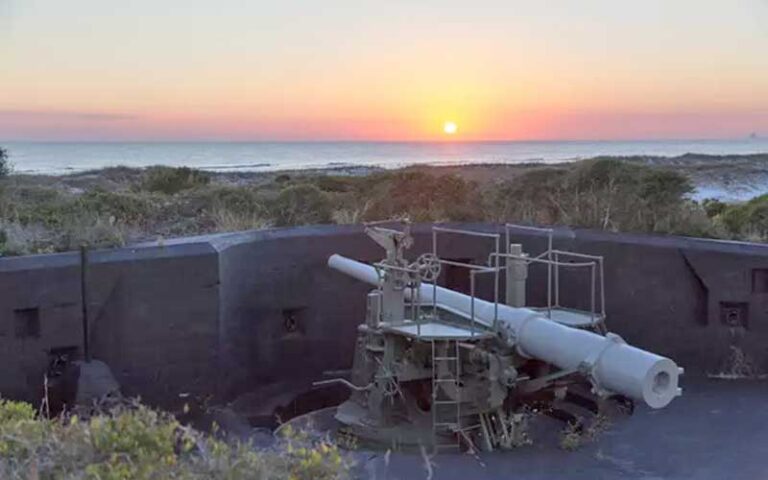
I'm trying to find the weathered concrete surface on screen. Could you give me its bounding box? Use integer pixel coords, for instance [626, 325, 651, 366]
[0, 243, 220, 407]
[363, 379, 768, 480]
[2, 224, 768, 409]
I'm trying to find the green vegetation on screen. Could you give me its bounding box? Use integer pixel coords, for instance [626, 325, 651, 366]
[142, 166, 211, 194]
[714, 194, 768, 241]
[0, 398, 352, 480]
[1, 151, 768, 256]
[0, 147, 10, 178]
[488, 159, 706, 235]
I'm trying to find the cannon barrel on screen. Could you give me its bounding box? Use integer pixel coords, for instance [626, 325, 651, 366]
[328, 254, 682, 409]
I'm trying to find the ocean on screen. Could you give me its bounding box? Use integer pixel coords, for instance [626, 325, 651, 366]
[3, 139, 768, 175]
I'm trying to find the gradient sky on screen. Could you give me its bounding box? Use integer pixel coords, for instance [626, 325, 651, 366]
[1, 0, 767, 141]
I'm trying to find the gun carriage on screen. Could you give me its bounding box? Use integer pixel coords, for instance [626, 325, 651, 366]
[317, 221, 682, 452]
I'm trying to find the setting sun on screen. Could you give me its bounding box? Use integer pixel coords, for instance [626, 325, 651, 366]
[443, 121, 458, 135]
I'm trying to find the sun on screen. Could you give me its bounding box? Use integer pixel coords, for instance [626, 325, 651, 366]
[443, 121, 458, 135]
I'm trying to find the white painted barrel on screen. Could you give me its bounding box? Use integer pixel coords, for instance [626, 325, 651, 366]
[328, 254, 682, 409]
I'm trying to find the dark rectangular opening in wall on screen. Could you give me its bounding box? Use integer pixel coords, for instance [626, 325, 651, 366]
[720, 301, 748, 329]
[752, 269, 768, 293]
[14, 308, 40, 339]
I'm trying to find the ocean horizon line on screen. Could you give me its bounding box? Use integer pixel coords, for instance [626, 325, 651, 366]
[1, 137, 764, 145]
[4, 139, 767, 177]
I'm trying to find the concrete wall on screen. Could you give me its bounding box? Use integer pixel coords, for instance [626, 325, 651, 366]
[2, 224, 767, 408]
[0, 243, 220, 407]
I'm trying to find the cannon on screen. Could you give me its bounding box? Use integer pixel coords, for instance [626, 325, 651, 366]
[318, 222, 682, 452]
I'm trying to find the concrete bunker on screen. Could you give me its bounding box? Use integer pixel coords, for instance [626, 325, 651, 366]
[1, 223, 767, 451]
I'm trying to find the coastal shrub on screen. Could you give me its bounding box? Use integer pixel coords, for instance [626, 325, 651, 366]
[0, 400, 353, 480]
[75, 190, 157, 226]
[58, 213, 130, 250]
[270, 184, 333, 226]
[180, 186, 269, 232]
[0, 221, 54, 256]
[0, 398, 36, 423]
[204, 185, 266, 215]
[274, 173, 292, 183]
[636, 169, 694, 231]
[210, 207, 270, 232]
[703, 198, 727, 218]
[0, 186, 70, 228]
[312, 175, 358, 193]
[331, 205, 369, 224]
[488, 167, 568, 225]
[74, 165, 145, 191]
[720, 194, 768, 240]
[0, 184, 153, 253]
[3, 156, 768, 255]
[489, 159, 697, 234]
[0, 147, 10, 178]
[142, 166, 211, 194]
[363, 171, 482, 222]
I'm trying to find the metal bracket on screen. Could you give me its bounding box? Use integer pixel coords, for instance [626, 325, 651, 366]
[578, 332, 625, 395]
[502, 313, 539, 357]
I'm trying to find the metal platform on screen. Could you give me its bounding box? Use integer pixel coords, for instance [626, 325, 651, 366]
[531, 307, 605, 328]
[382, 321, 492, 340]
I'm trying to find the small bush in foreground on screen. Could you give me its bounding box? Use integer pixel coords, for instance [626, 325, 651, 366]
[0, 398, 353, 480]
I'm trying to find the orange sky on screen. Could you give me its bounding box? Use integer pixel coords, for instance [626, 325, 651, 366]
[1, 0, 767, 141]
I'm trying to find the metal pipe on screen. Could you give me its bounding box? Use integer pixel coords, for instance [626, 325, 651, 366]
[328, 254, 682, 409]
[433, 226, 500, 239]
[491, 252, 596, 268]
[550, 249, 604, 260]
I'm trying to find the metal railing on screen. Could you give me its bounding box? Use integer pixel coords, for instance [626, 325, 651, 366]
[551, 249, 606, 324]
[374, 223, 606, 338]
[501, 223, 606, 327]
[431, 226, 503, 337]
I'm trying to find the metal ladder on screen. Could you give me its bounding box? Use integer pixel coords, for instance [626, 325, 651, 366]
[431, 339, 461, 451]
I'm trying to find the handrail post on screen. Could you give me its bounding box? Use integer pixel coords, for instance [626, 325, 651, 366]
[554, 251, 560, 308]
[493, 235, 500, 331]
[599, 257, 606, 319]
[432, 228, 438, 319]
[470, 271, 476, 338]
[548, 229, 553, 318]
[590, 262, 596, 325]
